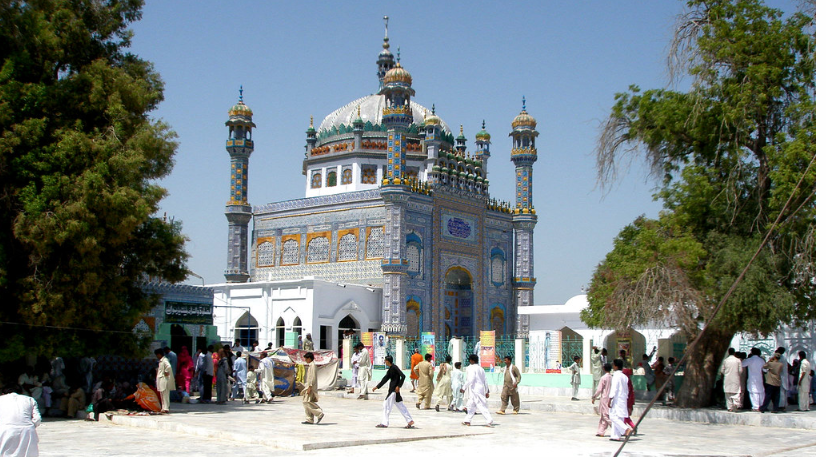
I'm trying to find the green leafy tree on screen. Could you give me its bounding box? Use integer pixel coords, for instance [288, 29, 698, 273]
[583, 0, 815, 407]
[0, 0, 188, 361]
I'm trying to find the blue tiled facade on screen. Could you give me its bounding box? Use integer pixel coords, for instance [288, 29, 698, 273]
[223, 23, 538, 340]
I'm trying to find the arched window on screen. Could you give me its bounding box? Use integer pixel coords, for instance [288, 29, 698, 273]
[307, 237, 330, 263]
[235, 312, 259, 349]
[338, 233, 358, 261]
[282, 239, 299, 265]
[341, 168, 353, 185]
[406, 233, 422, 276]
[311, 172, 322, 189]
[326, 170, 337, 187]
[366, 227, 384, 259]
[275, 317, 285, 348]
[490, 248, 506, 286]
[293, 317, 303, 341]
[256, 241, 274, 267]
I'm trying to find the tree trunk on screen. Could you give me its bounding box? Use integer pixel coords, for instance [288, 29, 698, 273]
[675, 326, 735, 408]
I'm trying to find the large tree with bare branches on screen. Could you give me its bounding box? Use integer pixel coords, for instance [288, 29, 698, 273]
[582, 0, 815, 407]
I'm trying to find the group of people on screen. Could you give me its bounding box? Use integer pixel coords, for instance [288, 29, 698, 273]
[721, 347, 814, 413]
[590, 351, 641, 441]
[368, 353, 499, 428]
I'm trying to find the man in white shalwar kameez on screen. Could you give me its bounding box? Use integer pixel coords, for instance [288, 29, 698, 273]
[608, 359, 633, 441]
[720, 348, 743, 411]
[450, 362, 465, 411]
[742, 348, 766, 411]
[350, 346, 361, 393]
[797, 350, 811, 411]
[356, 343, 372, 400]
[461, 354, 493, 427]
[259, 352, 275, 403]
[775, 347, 789, 411]
[0, 391, 41, 457]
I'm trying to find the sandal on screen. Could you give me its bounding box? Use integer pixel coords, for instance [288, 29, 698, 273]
[405, 422, 415, 429]
[375, 424, 388, 428]
[462, 422, 471, 426]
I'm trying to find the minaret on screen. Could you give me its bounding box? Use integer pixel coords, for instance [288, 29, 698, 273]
[305, 116, 316, 158]
[474, 120, 491, 173]
[423, 104, 442, 179]
[224, 87, 255, 283]
[509, 97, 538, 338]
[378, 50, 415, 337]
[455, 125, 467, 155]
[376, 16, 395, 91]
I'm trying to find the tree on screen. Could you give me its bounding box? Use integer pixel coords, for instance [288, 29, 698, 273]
[582, 0, 815, 407]
[0, 0, 188, 362]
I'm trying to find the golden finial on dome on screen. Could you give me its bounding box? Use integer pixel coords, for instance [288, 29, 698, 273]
[310, 116, 314, 127]
[357, 105, 361, 117]
[460, 125, 464, 135]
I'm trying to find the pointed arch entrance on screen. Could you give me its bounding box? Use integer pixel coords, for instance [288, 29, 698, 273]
[235, 312, 258, 349]
[445, 267, 473, 338]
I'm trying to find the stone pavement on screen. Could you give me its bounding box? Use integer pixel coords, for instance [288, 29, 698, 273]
[36, 390, 816, 457]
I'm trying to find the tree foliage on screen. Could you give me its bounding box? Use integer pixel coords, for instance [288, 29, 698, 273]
[0, 0, 188, 361]
[584, 0, 814, 406]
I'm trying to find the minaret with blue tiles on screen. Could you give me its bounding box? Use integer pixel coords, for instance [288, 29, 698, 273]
[510, 97, 538, 338]
[224, 87, 255, 283]
[378, 48, 415, 336]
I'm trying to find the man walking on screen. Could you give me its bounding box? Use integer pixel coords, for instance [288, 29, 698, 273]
[415, 353, 434, 409]
[497, 355, 521, 415]
[742, 348, 765, 411]
[608, 359, 633, 441]
[461, 354, 493, 427]
[259, 352, 275, 403]
[356, 342, 372, 400]
[720, 348, 743, 411]
[300, 352, 324, 424]
[155, 348, 174, 413]
[373, 355, 414, 428]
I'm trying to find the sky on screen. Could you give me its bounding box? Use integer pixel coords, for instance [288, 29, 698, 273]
[126, 0, 797, 305]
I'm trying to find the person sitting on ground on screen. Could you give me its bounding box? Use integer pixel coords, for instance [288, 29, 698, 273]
[66, 385, 86, 419]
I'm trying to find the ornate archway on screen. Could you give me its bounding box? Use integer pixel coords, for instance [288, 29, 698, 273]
[445, 267, 473, 338]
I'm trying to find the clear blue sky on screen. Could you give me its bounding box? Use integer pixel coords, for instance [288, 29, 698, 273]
[127, 0, 796, 305]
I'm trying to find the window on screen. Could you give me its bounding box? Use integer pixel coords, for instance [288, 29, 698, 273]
[282, 239, 299, 265]
[338, 233, 358, 261]
[311, 171, 322, 189]
[342, 168, 353, 185]
[406, 244, 420, 274]
[361, 166, 377, 184]
[491, 248, 506, 286]
[405, 233, 422, 276]
[307, 236, 330, 263]
[366, 227, 384, 259]
[326, 170, 337, 187]
[256, 241, 274, 267]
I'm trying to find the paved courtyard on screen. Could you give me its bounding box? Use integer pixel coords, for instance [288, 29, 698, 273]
[37, 392, 816, 457]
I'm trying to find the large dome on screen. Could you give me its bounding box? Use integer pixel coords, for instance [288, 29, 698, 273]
[318, 94, 451, 135]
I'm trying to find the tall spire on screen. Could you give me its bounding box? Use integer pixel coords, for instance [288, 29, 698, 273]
[239, 85, 244, 102]
[376, 15, 395, 90]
